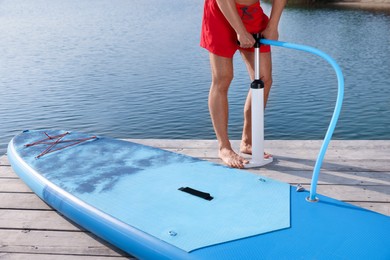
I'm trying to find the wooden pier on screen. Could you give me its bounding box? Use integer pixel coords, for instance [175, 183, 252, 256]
[1, 140, 389, 259]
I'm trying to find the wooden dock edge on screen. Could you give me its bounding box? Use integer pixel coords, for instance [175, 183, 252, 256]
[1, 140, 389, 259]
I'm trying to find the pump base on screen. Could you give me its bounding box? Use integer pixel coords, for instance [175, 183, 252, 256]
[244, 157, 273, 168]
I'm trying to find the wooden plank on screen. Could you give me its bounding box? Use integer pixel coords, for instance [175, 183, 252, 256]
[0, 155, 10, 166]
[127, 139, 389, 149]
[0, 193, 50, 210]
[202, 157, 390, 172]
[126, 139, 219, 149]
[249, 169, 390, 186]
[0, 166, 18, 178]
[0, 179, 32, 193]
[0, 229, 130, 257]
[265, 158, 390, 172]
[164, 146, 390, 163]
[0, 253, 130, 260]
[0, 210, 79, 231]
[351, 202, 390, 216]
[264, 140, 390, 160]
[127, 140, 390, 160]
[296, 184, 389, 202]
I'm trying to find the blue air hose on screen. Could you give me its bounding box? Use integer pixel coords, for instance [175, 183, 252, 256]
[260, 39, 344, 202]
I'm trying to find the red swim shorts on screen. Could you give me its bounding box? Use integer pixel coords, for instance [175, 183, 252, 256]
[200, 0, 270, 58]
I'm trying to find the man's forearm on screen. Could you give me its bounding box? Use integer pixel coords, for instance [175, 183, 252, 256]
[268, 0, 287, 29]
[216, 0, 246, 35]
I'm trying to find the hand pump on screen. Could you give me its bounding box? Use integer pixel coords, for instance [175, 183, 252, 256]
[245, 33, 273, 168]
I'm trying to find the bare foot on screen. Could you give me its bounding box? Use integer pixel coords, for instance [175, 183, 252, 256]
[240, 142, 272, 158]
[240, 142, 252, 155]
[219, 147, 249, 169]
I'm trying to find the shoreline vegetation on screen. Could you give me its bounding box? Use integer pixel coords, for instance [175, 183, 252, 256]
[266, 0, 390, 12]
[327, 1, 390, 11]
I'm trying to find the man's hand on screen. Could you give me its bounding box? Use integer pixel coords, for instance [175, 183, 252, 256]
[261, 25, 279, 41]
[263, 0, 286, 41]
[237, 31, 256, 48]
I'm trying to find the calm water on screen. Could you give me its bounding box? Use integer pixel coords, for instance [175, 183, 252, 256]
[1, 0, 390, 155]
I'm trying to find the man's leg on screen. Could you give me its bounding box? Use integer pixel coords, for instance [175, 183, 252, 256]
[239, 50, 273, 155]
[208, 52, 249, 168]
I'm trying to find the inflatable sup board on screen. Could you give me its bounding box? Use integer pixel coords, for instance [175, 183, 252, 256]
[8, 130, 390, 259]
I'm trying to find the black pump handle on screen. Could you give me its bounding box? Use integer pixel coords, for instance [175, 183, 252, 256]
[237, 33, 263, 48]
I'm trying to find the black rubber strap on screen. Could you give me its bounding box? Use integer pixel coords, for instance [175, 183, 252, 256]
[179, 187, 213, 201]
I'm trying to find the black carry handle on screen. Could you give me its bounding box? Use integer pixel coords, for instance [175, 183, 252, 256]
[237, 33, 262, 48]
[179, 187, 213, 201]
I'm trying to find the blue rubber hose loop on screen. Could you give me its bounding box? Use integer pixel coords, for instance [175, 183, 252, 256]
[260, 39, 344, 201]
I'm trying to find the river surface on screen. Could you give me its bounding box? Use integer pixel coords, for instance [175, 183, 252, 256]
[1, 0, 389, 155]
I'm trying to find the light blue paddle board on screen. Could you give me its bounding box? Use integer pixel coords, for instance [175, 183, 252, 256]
[8, 130, 390, 259]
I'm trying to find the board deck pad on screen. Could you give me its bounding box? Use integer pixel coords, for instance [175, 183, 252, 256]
[11, 130, 290, 252]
